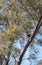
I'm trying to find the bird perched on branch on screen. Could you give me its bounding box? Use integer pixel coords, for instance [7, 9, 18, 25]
[24, 32, 31, 38]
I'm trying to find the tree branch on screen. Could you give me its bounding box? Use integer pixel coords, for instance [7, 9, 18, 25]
[17, 15, 42, 65]
[6, 41, 14, 65]
[18, 0, 35, 20]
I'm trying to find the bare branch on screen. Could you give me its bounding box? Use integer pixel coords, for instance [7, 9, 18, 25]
[18, 0, 35, 20]
[18, 0, 39, 15]
[17, 15, 42, 65]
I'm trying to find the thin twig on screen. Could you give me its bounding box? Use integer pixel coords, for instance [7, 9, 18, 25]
[18, 0, 35, 20]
